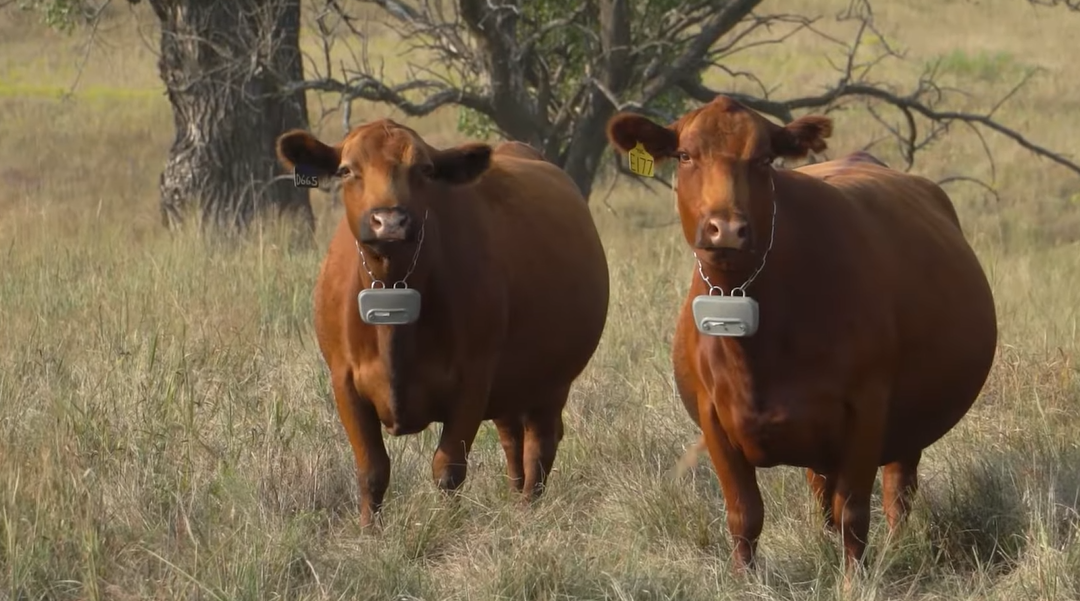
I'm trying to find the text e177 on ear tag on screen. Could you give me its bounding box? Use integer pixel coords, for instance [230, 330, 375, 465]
[692, 295, 759, 337]
[628, 142, 655, 177]
[358, 288, 422, 325]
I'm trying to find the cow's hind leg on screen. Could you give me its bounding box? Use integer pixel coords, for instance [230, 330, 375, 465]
[522, 386, 570, 499]
[882, 451, 921, 532]
[494, 416, 526, 493]
[806, 469, 838, 532]
[831, 465, 877, 574]
[831, 384, 888, 573]
[431, 377, 491, 494]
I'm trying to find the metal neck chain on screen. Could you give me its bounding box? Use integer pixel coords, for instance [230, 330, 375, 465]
[356, 209, 429, 289]
[695, 171, 777, 297]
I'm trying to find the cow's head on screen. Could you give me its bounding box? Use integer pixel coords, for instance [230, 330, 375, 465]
[276, 119, 493, 255]
[606, 96, 832, 265]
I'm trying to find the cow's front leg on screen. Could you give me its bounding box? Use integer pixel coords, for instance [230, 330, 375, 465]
[699, 396, 764, 572]
[333, 371, 390, 528]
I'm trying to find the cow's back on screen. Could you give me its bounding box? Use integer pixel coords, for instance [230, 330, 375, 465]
[469, 154, 610, 400]
[795, 158, 998, 460]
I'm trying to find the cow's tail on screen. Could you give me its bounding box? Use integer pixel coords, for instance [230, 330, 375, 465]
[672, 435, 707, 480]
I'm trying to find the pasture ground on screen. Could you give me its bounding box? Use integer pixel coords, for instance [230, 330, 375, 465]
[2, 1, 1079, 599]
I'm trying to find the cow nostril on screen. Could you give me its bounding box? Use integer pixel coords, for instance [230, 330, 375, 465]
[705, 221, 721, 239]
[736, 225, 748, 239]
[369, 213, 384, 230]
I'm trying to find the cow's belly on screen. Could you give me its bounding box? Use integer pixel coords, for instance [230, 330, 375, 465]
[880, 287, 997, 460]
[882, 346, 996, 461]
[490, 294, 608, 405]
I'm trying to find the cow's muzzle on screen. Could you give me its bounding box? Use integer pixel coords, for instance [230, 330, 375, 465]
[695, 214, 750, 251]
[359, 207, 417, 243]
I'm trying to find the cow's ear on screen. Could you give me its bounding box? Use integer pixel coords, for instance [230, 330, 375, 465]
[770, 115, 833, 159]
[606, 113, 679, 160]
[427, 143, 493, 185]
[276, 130, 341, 174]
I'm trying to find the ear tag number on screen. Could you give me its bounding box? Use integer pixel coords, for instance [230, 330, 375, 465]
[628, 142, 655, 177]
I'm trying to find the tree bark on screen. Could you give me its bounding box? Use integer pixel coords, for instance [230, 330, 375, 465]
[146, 0, 312, 233]
[557, 124, 607, 199]
[555, 0, 632, 199]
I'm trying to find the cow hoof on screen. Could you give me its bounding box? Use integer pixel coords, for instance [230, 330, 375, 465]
[435, 465, 468, 493]
[359, 510, 384, 534]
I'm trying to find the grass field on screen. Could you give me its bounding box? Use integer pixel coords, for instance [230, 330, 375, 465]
[2, 1, 1080, 599]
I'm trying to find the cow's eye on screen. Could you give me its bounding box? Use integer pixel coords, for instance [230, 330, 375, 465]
[677, 152, 692, 164]
[336, 166, 352, 178]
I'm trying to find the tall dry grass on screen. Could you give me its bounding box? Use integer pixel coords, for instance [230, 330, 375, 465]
[1, 1, 1079, 599]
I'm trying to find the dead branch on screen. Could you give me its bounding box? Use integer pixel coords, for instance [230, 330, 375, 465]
[1028, 0, 1080, 10]
[297, 0, 1078, 203]
[677, 0, 1080, 181]
[937, 175, 1002, 205]
[287, 73, 492, 116]
[639, 0, 763, 102]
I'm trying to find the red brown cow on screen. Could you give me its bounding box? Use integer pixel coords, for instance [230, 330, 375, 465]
[606, 96, 997, 572]
[275, 120, 610, 526]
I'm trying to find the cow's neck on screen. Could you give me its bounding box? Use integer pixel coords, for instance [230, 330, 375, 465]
[355, 244, 430, 291]
[690, 257, 774, 411]
[692, 254, 763, 297]
[355, 231, 443, 434]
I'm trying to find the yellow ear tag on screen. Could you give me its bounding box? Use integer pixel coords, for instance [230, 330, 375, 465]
[628, 142, 655, 178]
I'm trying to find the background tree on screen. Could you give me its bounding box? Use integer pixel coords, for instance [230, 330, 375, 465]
[12, 0, 315, 233]
[11, 0, 1079, 222]
[299, 0, 1079, 201]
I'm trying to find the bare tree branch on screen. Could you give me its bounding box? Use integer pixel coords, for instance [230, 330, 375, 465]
[675, 0, 1080, 180]
[937, 175, 1003, 204]
[296, 0, 1079, 205]
[286, 75, 492, 117]
[63, 0, 113, 97]
[713, 79, 1080, 178]
[640, 0, 763, 103]
[1028, 0, 1080, 10]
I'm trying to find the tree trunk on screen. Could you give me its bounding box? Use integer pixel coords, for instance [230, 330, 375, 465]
[557, 128, 608, 200]
[146, 0, 312, 233]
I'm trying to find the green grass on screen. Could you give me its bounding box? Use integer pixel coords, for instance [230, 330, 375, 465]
[2, 1, 1080, 599]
